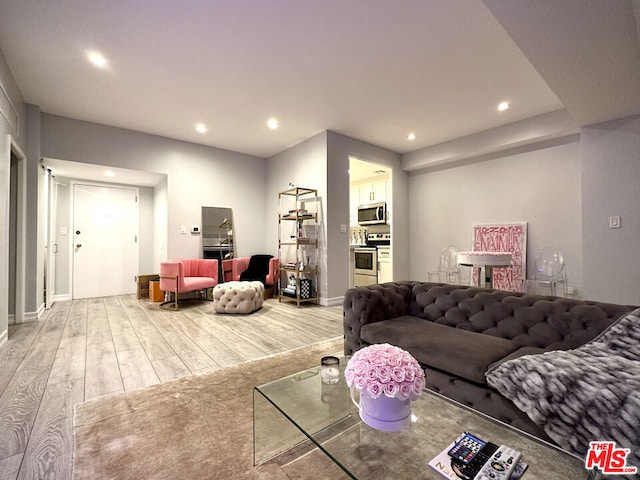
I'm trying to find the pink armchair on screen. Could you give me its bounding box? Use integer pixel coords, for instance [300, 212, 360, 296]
[159, 259, 218, 310]
[222, 255, 278, 297]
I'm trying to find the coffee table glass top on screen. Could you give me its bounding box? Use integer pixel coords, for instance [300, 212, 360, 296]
[253, 357, 587, 479]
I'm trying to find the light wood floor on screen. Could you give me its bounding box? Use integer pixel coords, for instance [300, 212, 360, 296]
[0, 295, 343, 480]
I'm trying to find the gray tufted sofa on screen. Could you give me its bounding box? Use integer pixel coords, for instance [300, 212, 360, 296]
[343, 281, 637, 441]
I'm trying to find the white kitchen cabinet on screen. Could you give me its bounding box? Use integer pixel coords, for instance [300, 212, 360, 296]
[350, 187, 360, 226]
[377, 246, 392, 283]
[371, 179, 387, 203]
[357, 178, 388, 205]
[357, 185, 370, 205]
[349, 247, 355, 288]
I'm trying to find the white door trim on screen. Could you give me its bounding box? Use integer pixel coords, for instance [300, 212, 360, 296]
[6, 134, 27, 323]
[45, 166, 54, 308]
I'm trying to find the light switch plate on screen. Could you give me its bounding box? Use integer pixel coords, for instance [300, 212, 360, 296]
[609, 216, 621, 229]
[180, 225, 187, 234]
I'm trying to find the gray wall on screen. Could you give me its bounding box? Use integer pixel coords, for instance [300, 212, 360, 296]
[408, 138, 584, 295]
[266, 132, 328, 299]
[581, 115, 640, 305]
[406, 114, 640, 307]
[137, 185, 155, 274]
[40, 114, 269, 266]
[153, 177, 168, 270]
[266, 131, 408, 305]
[29, 105, 45, 316]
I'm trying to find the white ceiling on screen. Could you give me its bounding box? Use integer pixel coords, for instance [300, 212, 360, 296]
[350, 157, 389, 183]
[1, 0, 639, 162]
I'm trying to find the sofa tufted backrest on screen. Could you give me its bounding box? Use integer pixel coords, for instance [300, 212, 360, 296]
[182, 258, 217, 279]
[408, 283, 636, 350]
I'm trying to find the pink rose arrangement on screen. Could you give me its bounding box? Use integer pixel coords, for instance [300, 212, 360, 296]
[345, 343, 426, 401]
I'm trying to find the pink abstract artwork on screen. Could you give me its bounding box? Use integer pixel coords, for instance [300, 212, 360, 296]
[472, 223, 527, 292]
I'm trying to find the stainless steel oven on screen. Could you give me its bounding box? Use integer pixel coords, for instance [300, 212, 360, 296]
[354, 247, 377, 286]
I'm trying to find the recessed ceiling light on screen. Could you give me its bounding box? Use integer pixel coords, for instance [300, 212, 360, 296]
[195, 123, 208, 134]
[497, 101, 511, 112]
[267, 118, 279, 130]
[87, 51, 107, 68]
[407, 132, 417, 141]
[105, 170, 115, 177]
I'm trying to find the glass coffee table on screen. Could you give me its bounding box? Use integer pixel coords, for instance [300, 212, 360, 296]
[253, 357, 588, 479]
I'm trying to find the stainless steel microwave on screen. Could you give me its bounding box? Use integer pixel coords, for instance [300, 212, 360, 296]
[357, 202, 386, 225]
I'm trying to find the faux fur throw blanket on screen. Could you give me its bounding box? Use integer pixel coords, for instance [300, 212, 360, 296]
[486, 308, 640, 476]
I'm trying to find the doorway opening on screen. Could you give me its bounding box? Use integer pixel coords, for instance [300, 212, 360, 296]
[43, 159, 167, 302]
[348, 157, 393, 288]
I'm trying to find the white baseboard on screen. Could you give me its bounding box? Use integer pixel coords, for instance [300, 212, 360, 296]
[321, 296, 344, 307]
[15, 303, 46, 323]
[9, 303, 50, 325]
[12, 314, 37, 323]
[8, 313, 15, 325]
[52, 294, 71, 303]
[22, 310, 39, 322]
[0, 329, 7, 349]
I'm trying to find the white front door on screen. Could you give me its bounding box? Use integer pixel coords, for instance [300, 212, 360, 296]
[72, 184, 139, 299]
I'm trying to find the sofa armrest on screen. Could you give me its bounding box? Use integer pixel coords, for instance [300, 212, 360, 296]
[160, 261, 183, 292]
[342, 281, 414, 356]
[222, 259, 234, 283]
[231, 257, 250, 282]
[265, 257, 279, 286]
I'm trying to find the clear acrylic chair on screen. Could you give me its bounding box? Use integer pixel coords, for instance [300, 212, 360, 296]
[428, 246, 461, 284]
[524, 247, 567, 296]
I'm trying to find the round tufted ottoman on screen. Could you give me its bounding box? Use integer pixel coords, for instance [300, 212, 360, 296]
[213, 281, 265, 314]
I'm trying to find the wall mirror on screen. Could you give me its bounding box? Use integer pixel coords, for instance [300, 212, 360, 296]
[202, 207, 235, 277]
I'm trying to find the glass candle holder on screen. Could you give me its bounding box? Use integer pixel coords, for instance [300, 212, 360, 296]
[321, 356, 340, 384]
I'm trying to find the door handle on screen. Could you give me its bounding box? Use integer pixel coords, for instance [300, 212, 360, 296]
[76, 244, 82, 248]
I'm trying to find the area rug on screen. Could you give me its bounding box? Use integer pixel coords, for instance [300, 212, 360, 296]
[73, 337, 348, 480]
